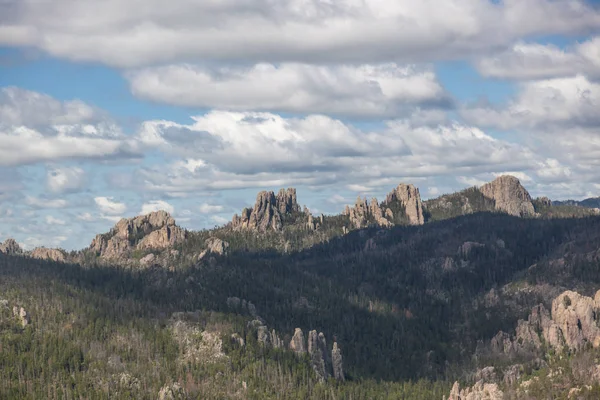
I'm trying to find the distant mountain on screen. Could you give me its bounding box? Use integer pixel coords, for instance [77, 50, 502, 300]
[554, 197, 600, 209]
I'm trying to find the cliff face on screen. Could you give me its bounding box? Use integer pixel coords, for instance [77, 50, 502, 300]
[231, 188, 302, 232]
[480, 175, 535, 217]
[89, 210, 186, 259]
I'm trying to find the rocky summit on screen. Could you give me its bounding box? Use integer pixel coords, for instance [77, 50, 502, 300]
[343, 183, 424, 229]
[0, 238, 22, 255]
[231, 188, 302, 232]
[480, 175, 536, 217]
[89, 210, 186, 259]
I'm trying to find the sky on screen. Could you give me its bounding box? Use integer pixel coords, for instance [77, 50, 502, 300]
[1, 0, 600, 250]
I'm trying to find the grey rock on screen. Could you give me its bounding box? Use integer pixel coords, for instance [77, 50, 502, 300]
[0, 238, 22, 255]
[480, 175, 535, 217]
[290, 328, 306, 354]
[308, 330, 328, 381]
[332, 342, 345, 381]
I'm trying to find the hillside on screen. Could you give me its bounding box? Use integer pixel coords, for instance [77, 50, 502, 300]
[2, 176, 600, 398]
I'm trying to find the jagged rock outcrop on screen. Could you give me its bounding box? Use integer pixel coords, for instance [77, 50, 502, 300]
[307, 330, 329, 381]
[551, 290, 600, 350]
[385, 183, 424, 225]
[271, 329, 284, 349]
[0, 238, 22, 255]
[89, 211, 186, 259]
[447, 380, 503, 400]
[29, 247, 66, 263]
[332, 342, 345, 381]
[205, 237, 229, 255]
[231, 188, 302, 232]
[480, 175, 535, 217]
[343, 183, 424, 229]
[290, 328, 307, 354]
[491, 290, 600, 356]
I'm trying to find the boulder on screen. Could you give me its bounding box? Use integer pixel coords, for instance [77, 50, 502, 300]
[205, 237, 229, 255]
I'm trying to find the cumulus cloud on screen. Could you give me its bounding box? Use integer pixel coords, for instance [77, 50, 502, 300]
[128, 63, 450, 116]
[476, 37, 600, 80]
[1, 0, 599, 67]
[0, 87, 141, 166]
[462, 75, 600, 130]
[140, 200, 174, 215]
[46, 166, 86, 194]
[94, 196, 127, 215]
[133, 111, 539, 194]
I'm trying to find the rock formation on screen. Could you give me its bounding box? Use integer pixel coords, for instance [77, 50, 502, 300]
[480, 175, 536, 217]
[343, 183, 424, 229]
[447, 380, 503, 400]
[491, 290, 600, 355]
[551, 290, 600, 350]
[29, 247, 67, 263]
[385, 183, 425, 225]
[308, 330, 329, 381]
[89, 211, 186, 259]
[290, 328, 307, 354]
[231, 188, 302, 232]
[205, 237, 229, 255]
[0, 238, 22, 255]
[332, 342, 345, 381]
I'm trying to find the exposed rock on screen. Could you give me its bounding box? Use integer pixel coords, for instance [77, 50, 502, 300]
[503, 364, 522, 386]
[384, 183, 425, 225]
[551, 290, 600, 350]
[139, 253, 155, 267]
[473, 366, 496, 383]
[271, 329, 284, 349]
[170, 319, 226, 365]
[480, 175, 535, 217]
[491, 331, 516, 354]
[447, 380, 503, 400]
[231, 333, 245, 347]
[307, 330, 328, 381]
[536, 196, 552, 207]
[0, 238, 22, 255]
[332, 342, 345, 381]
[158, 383, 187, 400]
[343, 197, 370, 229]
[205, 237, 229, 255]
[257, 325, 270, 346]
[231, 188, 301, 232]
[29, 247, 66, 263]
[12, 306, 28, 327]
[290, 328, 306, 354]
[90, 211, 186, 259]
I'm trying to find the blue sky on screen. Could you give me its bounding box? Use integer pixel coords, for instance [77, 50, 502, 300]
[1, 0, 600, 250]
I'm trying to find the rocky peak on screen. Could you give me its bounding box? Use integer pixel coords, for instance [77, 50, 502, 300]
[0, 238, 22, 255]
[231, 188, 302, 232]
[480, 175, 535, 217]
[384, 183, 425, 225]
[89, 210, 186, 260]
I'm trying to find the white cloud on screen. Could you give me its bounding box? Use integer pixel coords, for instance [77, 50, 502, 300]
[456, 176, 488, 187]
[45, 215, 66, 225]
[140, 200, 174, 215]
[2, 0, 599, 68]
[0, 87, 140, 167]
[476, 37, 600, 80]
[198, 203, 224, 214]
[128, 63, 449, 116]
[491, 171, 532, 182]
[94, 196, 127, 215]
[25, 196, 68, 209]
[462, 75, 600, 130]
[134, 111, 538, 194]
[46, 166, 86, 194]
